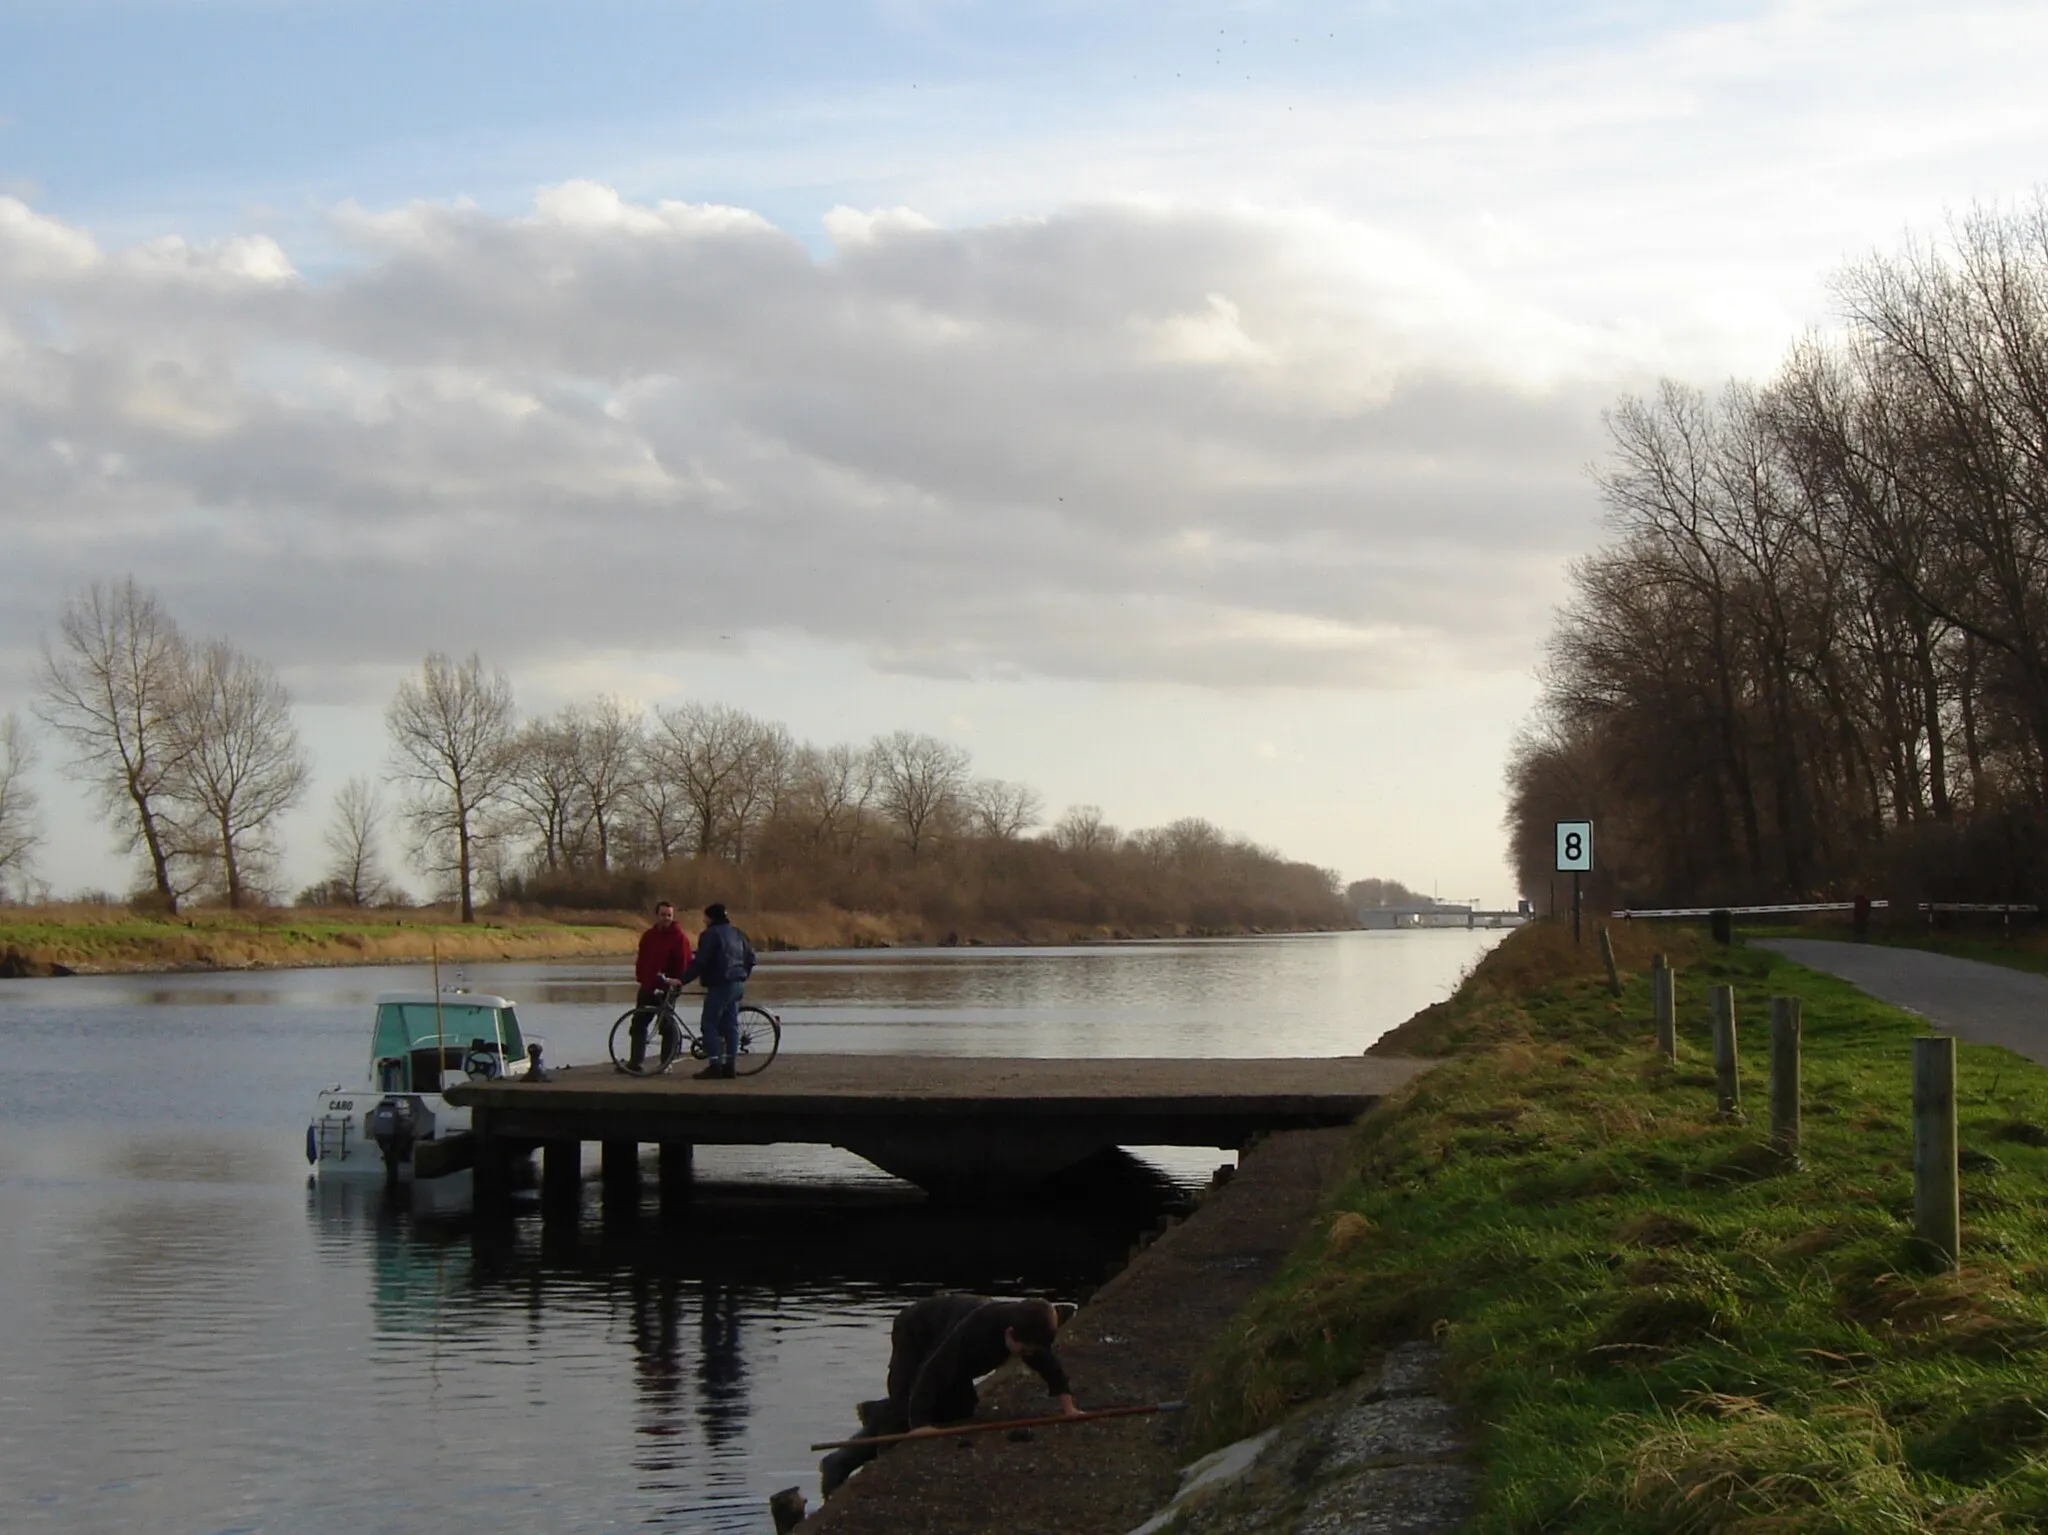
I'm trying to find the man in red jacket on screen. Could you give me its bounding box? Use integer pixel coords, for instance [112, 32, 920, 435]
[627, 901, 693, 1071]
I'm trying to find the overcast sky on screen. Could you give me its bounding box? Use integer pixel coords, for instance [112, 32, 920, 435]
[4, 0, 2046, 905]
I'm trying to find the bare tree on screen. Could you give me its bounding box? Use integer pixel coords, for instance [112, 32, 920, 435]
[646, 702, 772, 861]
[727, 721, 794, 864]
[0, 714, 42, 897]
[505, 711, 586, 872]
[968, 778, 1044, 841]
[567, 696, 641, 872]
[1050, 804, 1119, 854]
[34, 579, 192, 908]
[320, 775, 392, 907]
[171, 639, 310, 907]
[787, 742, 875, 853]
[869, 730, 970, 860]
[385, 652, 517, 922]
[627, 742, 691, 867]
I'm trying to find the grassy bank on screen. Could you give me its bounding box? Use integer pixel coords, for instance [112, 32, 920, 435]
[1189, 920, 2048, 1532]
[0, 904, 641, 974]
[0, 901, 1316, 975]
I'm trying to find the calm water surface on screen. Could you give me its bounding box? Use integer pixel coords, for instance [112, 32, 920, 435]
[0, 929, 1500, 1534]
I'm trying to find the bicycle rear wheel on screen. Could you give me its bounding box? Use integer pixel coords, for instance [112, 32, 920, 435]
[731, 1005, 781, 1076]
[609, 1007, 682, 1074]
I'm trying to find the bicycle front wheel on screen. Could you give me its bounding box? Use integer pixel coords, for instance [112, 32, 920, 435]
[731, 1005, 782, 1076]
[608, 1007, 681, 1075]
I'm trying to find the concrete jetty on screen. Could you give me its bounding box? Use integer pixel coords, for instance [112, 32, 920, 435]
[445, 1054, 1432, 1201]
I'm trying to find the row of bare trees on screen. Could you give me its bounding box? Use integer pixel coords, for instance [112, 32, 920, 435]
[1508, 201, 2048, 908]
[373, 652, 1347, 931]
[14, 598, 1344, 933]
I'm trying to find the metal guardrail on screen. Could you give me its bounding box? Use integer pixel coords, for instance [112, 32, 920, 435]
[1615, 901, 1887, 918]
[1614, 900, 2038, 918]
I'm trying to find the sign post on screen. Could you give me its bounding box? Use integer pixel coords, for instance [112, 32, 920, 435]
[1555, 821, 1593, 946]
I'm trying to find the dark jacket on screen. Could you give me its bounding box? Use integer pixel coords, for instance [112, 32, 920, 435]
[634, 923, 692, 990]
[681, 918, 756, 986]
[887, 1295, 1070, 1428]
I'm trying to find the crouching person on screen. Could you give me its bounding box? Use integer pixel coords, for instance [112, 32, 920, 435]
[820, 1294, 1079, 1497]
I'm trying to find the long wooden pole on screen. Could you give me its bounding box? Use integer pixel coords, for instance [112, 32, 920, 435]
[432, 935, 446, 1091]
[810, 1400, 1184, 1451]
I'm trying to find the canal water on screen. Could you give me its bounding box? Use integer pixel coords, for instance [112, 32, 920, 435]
[0, 929, 1501, 1535]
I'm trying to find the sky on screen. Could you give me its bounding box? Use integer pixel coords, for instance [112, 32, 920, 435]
[3, 0, 2046, 906]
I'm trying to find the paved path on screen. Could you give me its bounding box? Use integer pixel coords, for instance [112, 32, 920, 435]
[1758, 940, 2048, 1066]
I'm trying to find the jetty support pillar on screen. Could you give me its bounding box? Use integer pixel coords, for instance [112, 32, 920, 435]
[602, 1140, 641, 1212]
[659, 1141, 694, 1215]
[542, 1139, 582, 1216]
[472, 1113, 516, 1217]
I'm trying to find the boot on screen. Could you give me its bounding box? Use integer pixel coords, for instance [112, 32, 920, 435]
[720, 1062, 737, 1079]
[693, 1061, 724, 1080]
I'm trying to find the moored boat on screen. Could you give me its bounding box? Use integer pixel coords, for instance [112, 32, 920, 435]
[307, 989, 541, 1214]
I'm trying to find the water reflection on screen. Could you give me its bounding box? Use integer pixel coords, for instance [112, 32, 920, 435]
[0, 931, 1501, 1533]
[694, 1282, 747, 1452]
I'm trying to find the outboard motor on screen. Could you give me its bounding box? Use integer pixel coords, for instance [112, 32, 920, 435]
[366, 1094, 436, 1186]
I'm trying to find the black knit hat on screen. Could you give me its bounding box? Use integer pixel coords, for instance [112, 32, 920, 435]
[704, 902, 728, 922]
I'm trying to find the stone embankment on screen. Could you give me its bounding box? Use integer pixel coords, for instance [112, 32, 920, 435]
[789, 1122, 1471, 1535]
[1128, 1343, 1471, 1535]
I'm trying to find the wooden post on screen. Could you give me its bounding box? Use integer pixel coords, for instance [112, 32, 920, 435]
[1913, 1035, 1960, 1268]
[542, 1139, 581, 1215]
[1652, 956, 1676, 1062]
[1598, 925, 1622, 996]
[659, 1141, 694, 1217]
[1769, 996, 1801, 1155]
[1711, 984, 1740, 1117]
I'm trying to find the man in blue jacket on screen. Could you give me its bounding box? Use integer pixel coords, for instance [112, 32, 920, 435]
[679, 901, 756, 1079]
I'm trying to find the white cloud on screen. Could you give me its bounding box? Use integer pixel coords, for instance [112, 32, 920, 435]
[0, 186, 1607, 698]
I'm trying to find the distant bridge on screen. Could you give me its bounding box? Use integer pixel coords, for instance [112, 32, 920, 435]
[1355, 904, 1530, 931]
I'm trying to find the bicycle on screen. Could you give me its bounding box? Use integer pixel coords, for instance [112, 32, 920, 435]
[608, 984, 782, 1076]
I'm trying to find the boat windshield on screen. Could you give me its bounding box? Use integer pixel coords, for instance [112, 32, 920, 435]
[371, 1001, 511, 1061]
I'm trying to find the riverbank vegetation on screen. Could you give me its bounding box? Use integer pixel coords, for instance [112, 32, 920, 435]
[1507, 201, 2048, 911]
[500, 811, 1350, 943]
[9, 588, 1348, 936]
[0, 859, 1346, 974]
[1190, 920, 2048, 1531]
[0, 904, 638, 976]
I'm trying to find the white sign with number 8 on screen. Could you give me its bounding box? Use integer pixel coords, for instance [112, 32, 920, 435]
[1555, 821, 1593, 872]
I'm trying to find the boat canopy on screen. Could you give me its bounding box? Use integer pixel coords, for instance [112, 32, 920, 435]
[370, 993, 524, 1065]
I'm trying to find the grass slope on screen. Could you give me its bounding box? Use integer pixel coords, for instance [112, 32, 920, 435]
[1190, 920, 2048, 1533]
[0, 904, 636, 972]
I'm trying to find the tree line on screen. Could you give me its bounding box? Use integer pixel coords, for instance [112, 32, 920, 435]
[5, 582, 1348, 933]
[1507, 201, 2048, 909]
